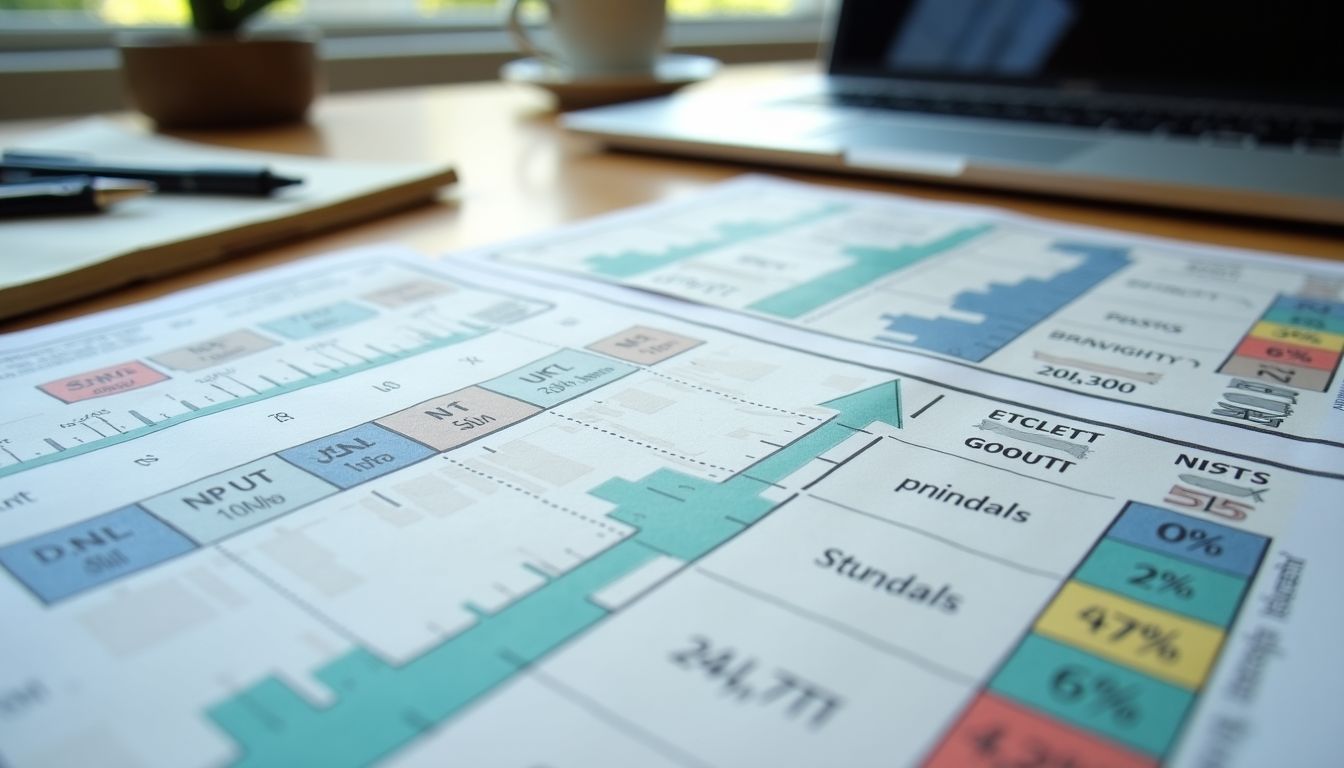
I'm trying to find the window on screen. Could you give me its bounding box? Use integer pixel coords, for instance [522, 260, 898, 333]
[0, 0, 824, 31]
[0, 0, 829, 119]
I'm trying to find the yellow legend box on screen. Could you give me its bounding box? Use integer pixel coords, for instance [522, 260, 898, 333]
[1035, 581, 1225, 689]
[1249, 321, 1344, 352]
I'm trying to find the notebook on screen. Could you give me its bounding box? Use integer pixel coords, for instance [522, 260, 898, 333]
[0, 118, 457, 320]
[564, 0, 1344, 224]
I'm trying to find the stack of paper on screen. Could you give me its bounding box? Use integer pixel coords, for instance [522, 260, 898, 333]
[0, 118, 457, 320]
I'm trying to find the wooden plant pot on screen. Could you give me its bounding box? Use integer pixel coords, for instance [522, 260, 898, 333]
[119, 33, 319, 129]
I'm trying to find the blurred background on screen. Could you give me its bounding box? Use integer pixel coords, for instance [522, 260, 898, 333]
[0, 0, 832, 118]
[2, 0, 814, 27]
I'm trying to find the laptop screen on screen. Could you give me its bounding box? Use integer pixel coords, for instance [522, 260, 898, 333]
[828, 0, 1342, 107]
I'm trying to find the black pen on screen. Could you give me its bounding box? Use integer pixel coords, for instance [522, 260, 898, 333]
[1, 151, 303, 197]
[0, 175, 156, 217]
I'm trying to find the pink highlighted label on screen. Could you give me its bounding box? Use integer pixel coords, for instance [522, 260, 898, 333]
[38, 361, 169, 403]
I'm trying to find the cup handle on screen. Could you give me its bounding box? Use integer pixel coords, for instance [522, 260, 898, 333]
[508, 0, 560, 65]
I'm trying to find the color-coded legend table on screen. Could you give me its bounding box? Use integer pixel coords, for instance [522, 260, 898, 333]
[0, 327, 703, 606]
[925, 502, 1269, 767]
[1218, 295, 1344, 392]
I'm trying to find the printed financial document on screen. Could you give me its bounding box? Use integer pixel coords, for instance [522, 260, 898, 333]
[489, 178, 1344, 451]
[1, 177, 1341, 768]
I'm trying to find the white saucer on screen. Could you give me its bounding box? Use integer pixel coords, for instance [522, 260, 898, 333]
[500, 53, 721, 110]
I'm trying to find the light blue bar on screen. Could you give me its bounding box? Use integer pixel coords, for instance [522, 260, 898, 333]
[0, 505, 195, 603]
[141, 456, 338, 544]
[278, 423, 435, 489]
[1108, 502, 1268, 578]
[479, 349, 637, 408]
[260, 302, 378, 340]
[1269, 295, 1344, 320]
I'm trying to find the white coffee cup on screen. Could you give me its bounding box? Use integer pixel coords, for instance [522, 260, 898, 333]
[508, 0, 667, 77]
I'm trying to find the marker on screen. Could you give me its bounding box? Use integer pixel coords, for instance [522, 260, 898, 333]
[0, 176, 155, 217]
[1, 150, 302, 196]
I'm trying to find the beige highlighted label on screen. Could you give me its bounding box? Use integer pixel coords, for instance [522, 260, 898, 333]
[151, 330, 278, 372]
[376, 386, 540, 451]
[362, 279, 455, 308]
[38, 361, 169, 403]
[1219, 356, 1334, 392]
[588, 326, 703, 365]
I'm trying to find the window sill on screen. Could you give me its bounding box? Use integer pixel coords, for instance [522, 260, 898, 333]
[0, 19, 824, 120]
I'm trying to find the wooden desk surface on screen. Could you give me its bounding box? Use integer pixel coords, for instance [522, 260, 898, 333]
[3, 61, 1341, 333]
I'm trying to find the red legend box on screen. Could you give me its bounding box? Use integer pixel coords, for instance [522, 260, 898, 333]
[37, 361, 169, 403]
[924, 692, 1156, 768]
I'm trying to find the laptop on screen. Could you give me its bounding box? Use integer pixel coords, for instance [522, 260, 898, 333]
[563, 0, 1344, 224]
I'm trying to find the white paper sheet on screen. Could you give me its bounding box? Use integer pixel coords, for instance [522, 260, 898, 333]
[0, 178, 1340, 768]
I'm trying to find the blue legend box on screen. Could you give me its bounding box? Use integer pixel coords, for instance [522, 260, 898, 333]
[0, 505, 196, 603]
[1107, 502, 1267, 577]
[279, 422, 436, 489]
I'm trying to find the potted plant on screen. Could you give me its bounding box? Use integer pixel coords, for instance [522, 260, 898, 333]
[119, 0, 319, 129]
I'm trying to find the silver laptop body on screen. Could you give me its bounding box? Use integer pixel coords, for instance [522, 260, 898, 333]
[564, 0, 1344, 225]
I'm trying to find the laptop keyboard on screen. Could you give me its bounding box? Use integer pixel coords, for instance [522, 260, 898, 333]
[825, 91, 1344, 153]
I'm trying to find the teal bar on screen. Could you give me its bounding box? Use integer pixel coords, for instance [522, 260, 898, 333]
[1074, 538, 1248, 627]
[584, 204, 848, 278]
[746, 224, 990, 319]
[1261, 306, 1344, 334]
[990, 634, 1193, 757]
[207, 381, 904, 767]
[211, 543, 650, 768]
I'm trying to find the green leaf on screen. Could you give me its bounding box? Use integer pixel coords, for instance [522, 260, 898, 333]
[188, 0, 282, 34]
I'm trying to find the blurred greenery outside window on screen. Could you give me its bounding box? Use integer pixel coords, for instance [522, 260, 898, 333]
[0, 0, 820, 28]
